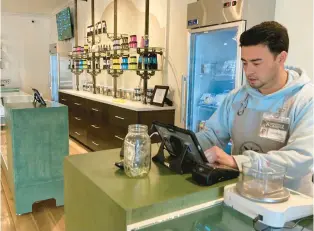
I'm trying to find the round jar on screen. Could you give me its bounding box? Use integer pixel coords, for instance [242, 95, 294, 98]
[124, 124, 151, 178]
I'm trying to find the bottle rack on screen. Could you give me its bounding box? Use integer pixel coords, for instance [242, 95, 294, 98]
[68, 0, 160, 103]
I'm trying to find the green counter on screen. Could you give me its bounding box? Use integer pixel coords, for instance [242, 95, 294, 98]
[64, 146, 313, 231]
[64, 145, 237, 231]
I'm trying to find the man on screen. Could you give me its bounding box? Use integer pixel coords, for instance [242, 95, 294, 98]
[195, 21, 313, 196]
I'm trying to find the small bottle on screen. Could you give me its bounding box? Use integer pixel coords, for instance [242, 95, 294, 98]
[102, 21, 107, 34]
[138, 55, 143, 69]
[144, 35, 149, 48]
[144, 53, 148, 69]
[140, 36, 145, 48]
[98, 22, 102, 34]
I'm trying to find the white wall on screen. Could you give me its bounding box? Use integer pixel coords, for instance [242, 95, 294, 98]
[1, 13, 51, 98]
[275, 0, 314, 80]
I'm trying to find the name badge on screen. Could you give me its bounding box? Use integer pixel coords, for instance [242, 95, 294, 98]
[259, 112, 290, 143]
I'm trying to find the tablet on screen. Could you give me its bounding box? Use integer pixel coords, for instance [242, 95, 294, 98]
[32, 88, 46, 106]
[152, 121, 208, 165]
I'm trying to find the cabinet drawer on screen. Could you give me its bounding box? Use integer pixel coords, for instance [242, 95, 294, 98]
[59, 93, 71, 106]
[109, 106, 138, 129]
[86, 133, 107, 151]
[71, 96, 87, 118]
[86, 100, 109, 125]
[69, 116, 87, 144]
[107, 126, 127, 149]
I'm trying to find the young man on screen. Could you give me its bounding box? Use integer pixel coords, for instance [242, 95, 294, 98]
[195, 21, 313, 196]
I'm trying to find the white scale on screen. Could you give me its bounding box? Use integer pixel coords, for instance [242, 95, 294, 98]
[224, 183, 313, 228]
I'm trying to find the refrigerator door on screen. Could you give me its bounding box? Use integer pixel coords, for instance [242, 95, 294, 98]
[186, 21, 245, 137]
[49, 54, 59, 102]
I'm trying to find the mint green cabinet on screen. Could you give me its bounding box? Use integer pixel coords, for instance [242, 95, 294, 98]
[1, 101, 69, 214]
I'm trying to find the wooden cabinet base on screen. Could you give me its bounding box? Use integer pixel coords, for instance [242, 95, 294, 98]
[60, 92, 175, 152]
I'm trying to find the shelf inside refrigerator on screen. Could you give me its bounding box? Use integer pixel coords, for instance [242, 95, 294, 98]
[198, 104, 218, 110]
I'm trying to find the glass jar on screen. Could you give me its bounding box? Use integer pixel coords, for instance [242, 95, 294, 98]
[124, 124, 151, 178]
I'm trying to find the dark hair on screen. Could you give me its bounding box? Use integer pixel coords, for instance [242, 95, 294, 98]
[240, 21, 289, 55]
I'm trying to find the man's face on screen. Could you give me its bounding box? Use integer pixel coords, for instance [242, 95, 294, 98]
[241, 44, 281, 90]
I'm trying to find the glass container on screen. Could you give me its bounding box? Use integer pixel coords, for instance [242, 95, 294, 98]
[124, 124, 151, 178]
[241, 160, 286, 196]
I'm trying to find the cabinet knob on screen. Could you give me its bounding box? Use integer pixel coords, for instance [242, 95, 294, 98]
[74, 117, 81, 121]
[75, 132, 81, 136]
[114, 116, 125, 120]
[92, 108, 99, 112]
[74, 103, 82, 106]
[61, 99, 67, 101]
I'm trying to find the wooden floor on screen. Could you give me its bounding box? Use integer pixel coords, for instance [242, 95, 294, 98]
[1, 139, 89, 231]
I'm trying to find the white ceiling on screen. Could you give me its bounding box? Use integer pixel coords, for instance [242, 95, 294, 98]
[2, 0, 69, 15]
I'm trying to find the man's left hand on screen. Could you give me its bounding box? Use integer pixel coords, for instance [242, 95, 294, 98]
[204, 146, 238, 169]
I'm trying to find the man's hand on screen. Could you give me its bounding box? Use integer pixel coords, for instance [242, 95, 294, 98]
[204, 146, 238, 169]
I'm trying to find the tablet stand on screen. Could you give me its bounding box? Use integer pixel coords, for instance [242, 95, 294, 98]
[33, 93, 46, 106]
[152, 139, 194, 174]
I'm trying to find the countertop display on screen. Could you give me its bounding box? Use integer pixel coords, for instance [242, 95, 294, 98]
[59, 89, 176, 112]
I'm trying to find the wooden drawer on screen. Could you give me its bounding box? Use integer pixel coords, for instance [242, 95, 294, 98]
[59, 93, 72, 106]
[70, 96, 87, 118]
[86, 100, 109, 125]
[109, 106, 138, 130]
[107, 126, 127, 149]
[86, 133, 107, 151]
[86, 123, 111, 151]
[69, 115, 87, 144]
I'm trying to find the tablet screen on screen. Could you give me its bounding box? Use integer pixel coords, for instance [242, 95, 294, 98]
[153, 122, 207, 165]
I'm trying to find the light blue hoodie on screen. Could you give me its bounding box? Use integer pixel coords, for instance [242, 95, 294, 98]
[196, 67, 313, 196]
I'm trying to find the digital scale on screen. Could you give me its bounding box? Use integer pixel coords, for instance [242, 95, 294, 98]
[224, 183, 313, 228]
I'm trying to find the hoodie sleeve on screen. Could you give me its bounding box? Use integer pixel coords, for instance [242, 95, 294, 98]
[233, 97, 314, 179]
[195, 95, 232, 151]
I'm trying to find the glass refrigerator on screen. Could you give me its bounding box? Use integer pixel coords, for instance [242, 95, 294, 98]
[182, 21, 246, 153]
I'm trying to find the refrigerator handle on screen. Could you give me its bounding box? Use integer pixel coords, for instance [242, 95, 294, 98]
[181, 75, 187, 128]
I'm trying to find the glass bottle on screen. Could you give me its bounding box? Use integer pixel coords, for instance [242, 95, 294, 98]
[124, 124, 151, 178]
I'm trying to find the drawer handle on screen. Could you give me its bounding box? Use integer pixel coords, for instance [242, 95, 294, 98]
[74, 103, 82, 106]
[74, 117, 81, 121]
[114, 135, 124, 141]
[91, 125, 100, 129]
[114, 116, 125, 120]
[75, 132, 81, 136]
[92, 108, 99, 112]
[61, 98, 67, 101]
[92, 141, 99, 146]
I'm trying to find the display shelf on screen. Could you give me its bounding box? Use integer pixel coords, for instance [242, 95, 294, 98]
[198, 104, 218, 110]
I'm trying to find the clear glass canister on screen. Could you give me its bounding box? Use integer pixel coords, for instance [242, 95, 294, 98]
[124, 124, 151, 178]
[241, 160, 286, 195]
